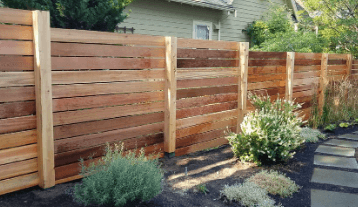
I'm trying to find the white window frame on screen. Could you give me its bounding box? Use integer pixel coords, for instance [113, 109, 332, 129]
[193, 20, 213, 40]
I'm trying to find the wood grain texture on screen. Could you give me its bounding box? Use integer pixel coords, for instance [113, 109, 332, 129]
[177, 101, 237, 119]
[0, 144, 37, 165]
[51, 42, 165, 57]
[286, 52, 294, 101]
[0, 86, 35, 102]
[249, 51, 287, 59]
[177, 85, 237, 99]
[0, 101, 36, 119]
[175, 137, 228, 157]
[176, 93, 237, 109]
[52, 57, 165, 70]
[177, 38, 237, 50]
[328, 59, 346, 65]
[0, 173, 39, 196]
[177, 77, 237, 89]
[0, 40, 33, 55]
[0, 7, 33, 25]
[293, 77, 319, 86]
[0, 24, 33, 40]
[294, 59, 321, 66]
[293, 71, 320, 79]
[0, 158, 38, 180]
[248, 66, 286, 75]
[51, 28, 165, 46]
[0, 129, 37, 150]
[248, 74, 285, 83]
[248, 80, 285, 90]
[319, 54, 328, 115]
[249, 59, 286, 66]
[328, 54, 348, 59]
[0, 56, 34, 71]
[295, 53, 322, 60]
[177, 48, 237, 59]
[0, 115, 36, 134]
[177, 68, 237, 79]
[177, 59, 236, 68]
[293, 65, 321, 72]
[0, 72, 34, 87]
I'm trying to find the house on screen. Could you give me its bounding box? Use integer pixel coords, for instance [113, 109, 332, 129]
[118, 0, 299, 42]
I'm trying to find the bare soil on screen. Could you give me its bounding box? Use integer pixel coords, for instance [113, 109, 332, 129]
[1, 126, 358, 207]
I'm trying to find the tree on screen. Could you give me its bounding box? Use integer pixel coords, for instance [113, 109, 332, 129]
[1, 0, 133, 31]
[303, 0, 358, 57]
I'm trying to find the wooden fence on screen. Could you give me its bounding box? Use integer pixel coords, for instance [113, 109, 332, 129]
[0, 7, 354, 195]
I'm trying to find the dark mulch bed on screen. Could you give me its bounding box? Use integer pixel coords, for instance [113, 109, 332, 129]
[0, 126, 357, 207]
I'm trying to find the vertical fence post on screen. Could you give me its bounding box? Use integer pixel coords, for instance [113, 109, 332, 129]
[32, 10, 55, 188]
[237, 42, 249, 134]
[319, 53, 328, 115]
[346, 54, 352, 79]
[285, 52, 295, 102]
[164, 36, 177, 157]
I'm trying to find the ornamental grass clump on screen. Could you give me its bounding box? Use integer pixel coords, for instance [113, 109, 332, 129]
[300, 127, 326, 143]
[227, 94, 304, 165]
[73, 143, 163, 207]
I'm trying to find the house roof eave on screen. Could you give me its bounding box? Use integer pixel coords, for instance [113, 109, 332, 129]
[167, 0, 236, 11]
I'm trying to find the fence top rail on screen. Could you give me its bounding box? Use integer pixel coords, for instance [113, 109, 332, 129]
[0, 7, 33, 26]
[177, 38, 238, 50]
[328, 53, 349, 59]
[295, 53, 322, 60]
[249, 51, 287, 59]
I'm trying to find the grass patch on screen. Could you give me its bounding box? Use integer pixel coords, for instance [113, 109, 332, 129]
[195, 184, 209, 194]
[300, 127, 326, 143]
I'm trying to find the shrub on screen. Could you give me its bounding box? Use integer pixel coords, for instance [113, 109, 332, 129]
[227, 94, 304, 165]
[300, 127, 326, 143]
[247, 170, 300, 198]
[73, 143, 163, 207]
[220, 181, 282, 207]
[324, 124, 337, 132]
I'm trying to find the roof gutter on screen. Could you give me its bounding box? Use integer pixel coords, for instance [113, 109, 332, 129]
[167, 0, 235, 11]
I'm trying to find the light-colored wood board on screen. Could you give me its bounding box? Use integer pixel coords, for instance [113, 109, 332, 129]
[0, 40, 33, 55]
[51, 28, 166, 46]
[249, 51, 287, 59]
[177, 48, 237, 59]
[53, 101, 164, 126]
[0, 115, 36, 134]
[328, 70, 346, 76]
[177, 59, 236, 68]
[248, 73, 285, 83]
[0, 86, 35, 102]
[177, 77, 237, 89]
[319, 53, 328, 115]
[286, 52, 295, 101]
[247, 80, 285, 90]
[328, 75, 345, 82]
[293, 90, 315, 98]
[177, 85, 237, 99]
[295, 53, 322, 60]
[51, 42, 165, 57]
[0, 8, 33, 25]
[53, 91, 164, 112]
[328, 53, 348, 59]
[0, 101, 35, 119]
[177, 101, 237, 119]
[0, 158, 38, 181]
[177, 109, 238, 129]
[0, 144, 37, 165]
[249, 59, 286, 66]
[177, 69, 238, 79]
[176, 118, 237, 138]
[327, 65, 348, 71]
[0, 172, 39, 196]
[177, 38, 237, 50]
[0, 129, 37, 150]
[352, 65, 358, 70]
[52, 81, 164, 98]
[0, 72, 34, 87]
[248, 66, 286, 75]
[175, 137, 229, 157]
[0, 24, 33, 40]
[293, 77, 319, 86]
[55, 174, 82, 185]
[51, 57, 165, 70]
[52, 70, 164, 84]
[176, 93, 238, 109]
[0, 56, 34, 71]
[294, 65, 321, 72]
[293, 71, 320, 79]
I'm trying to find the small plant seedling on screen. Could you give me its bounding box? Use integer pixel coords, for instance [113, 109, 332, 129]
[324, 124, 337, 132]
[196, 184, 209, 194]
[339, 122, 350, 128]
[353, 119, 358, 125]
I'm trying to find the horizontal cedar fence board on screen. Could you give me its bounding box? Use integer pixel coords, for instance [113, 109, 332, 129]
[177, 38, 237, 50]
[54, 112, 164, 140]
[176, 102, 237, 120]
[293, 90, 315, 98]
[293, 71, 320, 79]
[0, 173, 39, 196]
[0, 115, 36, 134]
[52, 70, 164, 85]
[177, 77, 237, 89]
[177, 69, 237, 80]
[353, 65, 358, 70]
[51, 42, 165, 57]
[0, 72, 34, 87]
[176, 118, 237, 139]
[0, 56, 34, 71]
[175, 137, 228, 157]
[177, 93, 237, 109]
[249, 87, 286, 96]
[177, 59, 236, 68]
[294, 59, 321, 66]
[249, 51, 287, 59]
[177, 85, 237, 99]
[294, 65, 321, 72]
[0, 87, 35, 102]
[328, 70, 346, 76]
[0, 158, 38, 181]
[0, 24, 33, 40]
[248, 66, 286, 74]
[328, 59, 346, 65]
[53, 102, 164, 126]
[328, 75, 345, 82]
[51, 57, 165, 70]
[0, 130, 37, 150]
[176, 126, 235, 149]
[351, 70, 358, 74]
[177, 48, 237, 59]
[293, 84, 315, 93]
[328, 54, 348, 59]
[177, 109, 238, 129]
[0, 40, 33, 55]
[0, 144, 37, 165]
[248, 80, 285, 91]
[327, 65, 348, 70]
[295, 95, 314, 103]
[52, 81, 164, 98]
[249, 59, 286, 66]
[353, 60, 358, 64]
[53, 91, 164, 112]
[295, 53, 322, 60]
[0, 101, 36, 119]
[248, 73, 285, 82]
[51, 28, 165, 46]
[55, 133, 164, 167]
[293, 77, 319, 86]
[0, 8, 33, 25]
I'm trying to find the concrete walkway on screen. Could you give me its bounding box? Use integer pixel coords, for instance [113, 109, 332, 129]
[311, 132, 358, 207]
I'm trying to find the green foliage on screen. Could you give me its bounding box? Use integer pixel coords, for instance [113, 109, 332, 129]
[227, 94, 304, 165]
[247, 170, 300, 198]
[339, 122, 351, 128]
[73, 143, 163, 207]
[220, 181, 282, 207]
[195, 184, 209, 194]
[324, 124, 337, 132]
[1, 0, 133, 31]
[300, 127, 326, 143]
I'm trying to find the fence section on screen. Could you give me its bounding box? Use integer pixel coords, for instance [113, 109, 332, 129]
[352, 59, 358, 78]
[327, 54, 349, 82]
[0, 8, 39, 195]
[50, 29, 167, 183]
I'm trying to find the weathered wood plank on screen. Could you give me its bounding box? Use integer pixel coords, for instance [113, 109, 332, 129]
[0, 115, 36, 134]
[177, 38, 237, 50]
[293, 90, 315, 98]
[0, 56, 34, 71]
[177, 85, 237, 99]
[319, 54, 328, 115]
[0, 86, 35, 102]
[0, 158, 38, 180]
[0, 101, 35, 119]
[295, 53, 322, 60]
[0, 144, 37, 165]
[0, 8, 33, 25]
[238, 42, 248, 133]
[248, 80, 285, 90]
[177, 69, 237, 79]
[177, 48, 237, 59]
[249, 51, 287, 59]
[0, 72, 34, 87]
[177, 77, 237, 89]
[327, 65, 348, 71]
[293, 71, 320, 79]
[293, 77, 319, 86]
[0, 40, 33, 55]
[177, 59, 236, 68]
[248, 73, 285, 83]
[0, 129, 37, 150]
[293, 65, 321, 72]
[249, 59, 286, 66]
[0, 24, 33, 40]
[248, 66, 286, 74]
[286, 52, 294, 101]
[295, 59, 321, 66]
[176, 93, 238, 109]
[177, 101, 237, 119]
[0, 173, 39, 196]
[328, 53, 348, 59]
[175, 137, 228, 157]
[328, 59, 346, 65]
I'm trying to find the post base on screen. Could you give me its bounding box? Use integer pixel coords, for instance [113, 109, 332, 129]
[165, 152, 175, 158]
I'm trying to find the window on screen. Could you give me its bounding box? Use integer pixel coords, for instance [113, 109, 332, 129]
[193, 21, 212, 40]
